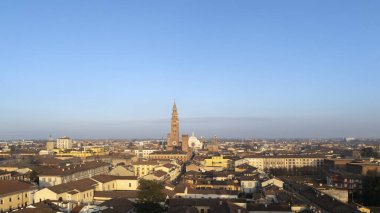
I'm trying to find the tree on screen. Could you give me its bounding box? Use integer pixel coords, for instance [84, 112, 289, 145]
[29, 170, 39, 184]
[361, 147, 378, 158]
[360, 173, 380, 206]
[134, 179, 165, 213]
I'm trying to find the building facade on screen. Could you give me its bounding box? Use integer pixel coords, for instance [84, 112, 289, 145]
[243, 155, 324, 170]
[203, 155, 234, 170]
[38, 161, 110, 187]
[133, 160, 159, 177]
[0, 180, 37, 212]
[56, 136, 73, 149]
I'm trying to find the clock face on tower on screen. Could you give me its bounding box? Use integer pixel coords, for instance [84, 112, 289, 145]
[172, 141, 177, 146]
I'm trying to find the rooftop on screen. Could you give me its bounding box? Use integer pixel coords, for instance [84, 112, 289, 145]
[0, 180, 36, 196]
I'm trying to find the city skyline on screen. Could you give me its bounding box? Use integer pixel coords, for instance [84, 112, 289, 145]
[1, 1, 380, 139]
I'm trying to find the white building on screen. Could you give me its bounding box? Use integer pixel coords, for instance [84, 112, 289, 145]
[188, 132, 203, 150]
[134, 149, 157, 158]
[240, 176, 259, 193]
[56, 136, 73, 149]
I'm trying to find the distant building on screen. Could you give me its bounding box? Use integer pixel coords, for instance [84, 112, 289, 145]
[243, 155, 324, 170]
[46, 140, 55, 151]
[188, 132, 203, 150]
[56, 136, 73, 149]
[149, 150, 192, 162]
[134, 148, 158, 159]
[207, 135, 219, 152]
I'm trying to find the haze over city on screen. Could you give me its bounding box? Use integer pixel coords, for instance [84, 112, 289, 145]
[1, 1, 379, 139]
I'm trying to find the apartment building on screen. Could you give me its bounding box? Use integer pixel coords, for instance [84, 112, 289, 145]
[34, 178, 96, 204]
[56, 136, 73, 149]
[133, 160, 159, 177]
[0, 180, 37, 212]
[203, 155, 234, 171]
[38, 161, 110, 187]
[242, 155, 324, 170]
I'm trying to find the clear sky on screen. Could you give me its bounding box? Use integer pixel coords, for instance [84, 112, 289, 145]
[1, 1, 379, 139]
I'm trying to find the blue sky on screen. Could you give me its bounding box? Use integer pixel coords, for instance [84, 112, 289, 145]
[1, 1, 379, 139]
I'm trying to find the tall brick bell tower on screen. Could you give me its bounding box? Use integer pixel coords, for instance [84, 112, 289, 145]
[167, 101, 179, 151]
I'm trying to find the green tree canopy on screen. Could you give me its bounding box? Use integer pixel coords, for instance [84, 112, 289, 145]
[135, 179, 165, 213]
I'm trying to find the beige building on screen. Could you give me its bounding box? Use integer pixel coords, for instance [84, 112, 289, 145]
[0, 180, 37, 212]
[90, 175, 138, 191]
[109, 165, 135, 176]
[56, 136, 73, 149]
[148, 150, 191, 162]
[46, 141, 55, 151]
[34, 175, 138, 205]
[34, 178, 96, 204]
[133, 160, 159, 177]
[38, 161, 110, 187]
[242, 155, 324, 170]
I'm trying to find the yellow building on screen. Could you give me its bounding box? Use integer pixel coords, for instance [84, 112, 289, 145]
[133, 160, 159, 177]
[204, 155, 233, 170]
[52, 149, 109, 158]
[0, 180, 37, 212]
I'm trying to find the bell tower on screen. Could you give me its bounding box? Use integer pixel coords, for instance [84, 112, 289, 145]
[167, 101, 179, 151]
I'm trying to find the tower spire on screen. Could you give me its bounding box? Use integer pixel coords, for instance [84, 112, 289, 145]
[172, 100, 177, 113]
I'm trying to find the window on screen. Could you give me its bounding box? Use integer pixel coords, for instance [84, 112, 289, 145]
[9, 198, 12, 202]
[0, 199, 3, 204]
[129, 183, 132, 187]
